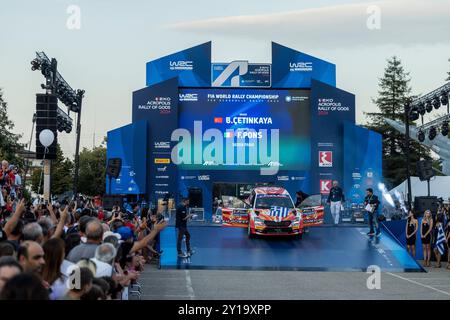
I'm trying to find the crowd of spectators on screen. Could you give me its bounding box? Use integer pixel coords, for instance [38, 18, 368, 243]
[0, 159, 167, 300]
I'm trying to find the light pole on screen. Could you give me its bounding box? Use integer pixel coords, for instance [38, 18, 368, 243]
[404, 100, 415, 209]
[73, 89, 84, 198]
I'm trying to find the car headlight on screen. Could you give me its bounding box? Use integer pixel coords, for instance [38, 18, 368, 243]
[292, 215, 301, 224]
[254, 216, 264, 225]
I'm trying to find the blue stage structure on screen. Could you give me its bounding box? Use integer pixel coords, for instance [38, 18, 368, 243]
[106, 42, 383, 220]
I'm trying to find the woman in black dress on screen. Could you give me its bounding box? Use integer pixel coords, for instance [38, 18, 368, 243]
[405, 210, 418, 257]
[420, 210, 433, 267]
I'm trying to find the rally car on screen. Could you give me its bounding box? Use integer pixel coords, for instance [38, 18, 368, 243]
[214, 195, 250, 227]
[247, 187, 303, 238]
[214, 187, 324, 238]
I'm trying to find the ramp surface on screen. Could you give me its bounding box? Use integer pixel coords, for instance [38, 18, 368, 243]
[159, 226, 424, 272]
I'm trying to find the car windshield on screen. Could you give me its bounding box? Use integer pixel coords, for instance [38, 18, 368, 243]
[255, 196, 294, 209]
[297, 194, 322, 208]
[221, 196, 248, 209]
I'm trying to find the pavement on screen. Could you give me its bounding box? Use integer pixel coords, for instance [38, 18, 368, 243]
[138, 261, 450, 300]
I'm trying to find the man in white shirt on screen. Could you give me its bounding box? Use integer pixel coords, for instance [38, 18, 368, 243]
[91, 243, 116, 277]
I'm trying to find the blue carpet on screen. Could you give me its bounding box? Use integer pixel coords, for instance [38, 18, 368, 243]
[159, 226, 424, 272]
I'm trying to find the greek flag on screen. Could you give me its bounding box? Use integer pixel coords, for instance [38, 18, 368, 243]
[270, 206, 290, 218]
[436, 224, 446, 255]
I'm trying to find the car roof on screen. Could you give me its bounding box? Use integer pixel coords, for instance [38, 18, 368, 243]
[253, 187, 289, 195]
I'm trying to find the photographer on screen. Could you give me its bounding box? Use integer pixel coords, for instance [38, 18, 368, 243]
[176, 197, 194, 258]
[364, 188, 381, 237]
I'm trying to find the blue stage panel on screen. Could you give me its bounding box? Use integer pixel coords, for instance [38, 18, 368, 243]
[159, 226, 424, 272]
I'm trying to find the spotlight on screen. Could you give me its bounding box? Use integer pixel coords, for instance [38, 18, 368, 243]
[425, 100, 433, 113]
[409, 109, 419, 121]
[428, 126, 437, 140]
[417, 102, 426, 116]
[441, 91, 449, 106]
[30, 59, 41, 71]
[442, 121, 449, 136]
[70, 101, 79, 113]
[432, 97, 441, 109]
[418, 130, 425, 142]
[40, 61, 51, 77]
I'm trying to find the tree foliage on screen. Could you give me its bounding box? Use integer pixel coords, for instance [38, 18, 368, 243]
[77, 146, 106, 196]
[31, 144, 73, 195]
[0, 89, 24, 166]
[447, 58, 450, 81]
[365, 56, 431, 188]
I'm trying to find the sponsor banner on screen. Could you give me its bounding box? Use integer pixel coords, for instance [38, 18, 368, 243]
[310, 80, 355, 194]
[320, 179, 332, 194]
[318, 142, 334, 148]
[154, 141, 171, 149]
[212, 61, 271, 88]
[106, 121, 147, 194]
[317, 98, 351, 117]
[132, 78, 179, 203]
[137, 97, 172, 115]
[220, 208, 250, 228]
[146, 42, 211, 87]
[318, 151, 333, 167]
[271, 42, 336, 88]
[343, 123, 382, 204]
[180, 175, 196, 180]
[302, 207, 325, 226]
[154, 158, 171, 164]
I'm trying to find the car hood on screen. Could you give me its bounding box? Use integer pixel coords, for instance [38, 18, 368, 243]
[254, 208, 297, 222]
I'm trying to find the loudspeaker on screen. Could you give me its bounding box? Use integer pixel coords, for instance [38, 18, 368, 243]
[414, 196, 439, 216]
[106, 158, 122, 179]
[102, 196, 123, 210]
[416, 160, 434, 181]
[188, 187, 203, 208]
[35, 94, 58, 159]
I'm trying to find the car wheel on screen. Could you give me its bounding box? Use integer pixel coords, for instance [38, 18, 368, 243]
[296, 232, 303, 240]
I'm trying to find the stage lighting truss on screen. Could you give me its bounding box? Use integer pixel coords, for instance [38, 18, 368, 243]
[411, 82, 450, 114]
[417, 114, 450, 140]
[31, 52, 83, 113]
[56, 107, 73, 133]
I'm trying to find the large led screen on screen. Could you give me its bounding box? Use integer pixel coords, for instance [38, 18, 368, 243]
[174, 88, 310, 171]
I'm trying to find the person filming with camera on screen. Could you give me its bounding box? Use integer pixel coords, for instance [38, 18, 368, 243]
[364, 188, 381, 237]
[176, 197, 195, 258]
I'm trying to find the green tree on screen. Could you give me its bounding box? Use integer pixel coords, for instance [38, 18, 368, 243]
[77, 146, 106, 196]
[31, 144, 73, 195]
[31, 167, 43, 194]
[0, 89, 24, 165]
[447, 58, 450, 81]
[365, 56, 430, 188]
